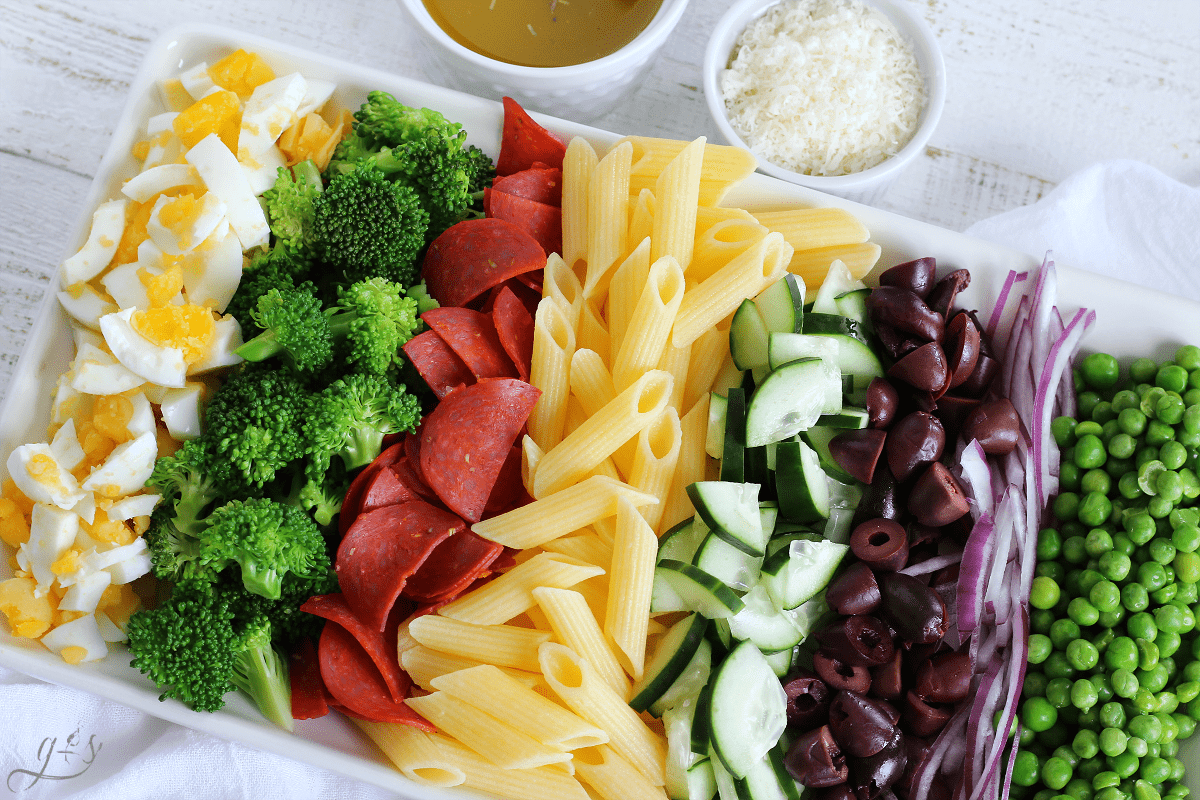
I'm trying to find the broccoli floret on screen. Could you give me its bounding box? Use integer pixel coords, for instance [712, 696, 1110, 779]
[225, 245, 315, 332]
[282, 460, 349, 528]
[146, 437, 232, 538]
[142, 498, 206, 582]
[327, 277, 419, 375]
[235, 286, 334, 373]
[311, 162, 428, 289]
[261, 160, 322, 259]
[305, 373, 421, 478]
[203, 369, 313, 489]
[127, 579, 238, 713]
[200, 497, 331, 601]
[229, 614, 294, 732]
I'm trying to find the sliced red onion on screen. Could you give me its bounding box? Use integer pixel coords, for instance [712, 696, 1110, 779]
[899, 551, 964, 577]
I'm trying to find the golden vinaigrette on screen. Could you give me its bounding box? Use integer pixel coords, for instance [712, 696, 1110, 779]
[424, 0, 664, 68]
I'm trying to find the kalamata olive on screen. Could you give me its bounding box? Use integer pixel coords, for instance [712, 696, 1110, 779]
[866, 377, 901, 430]
[826, 561, 883, 616]
[866, 287, 944, 342]
[885, 412, 945, 483]
[957, 351, 999, 397]
[902, 690, 952, 737]
[907, 462, 969, 527]
[874, 323, 923, 361]
[829, 691, 898, 757]
[943, 312, 982, 389]
[815, 786, 858, 800]
[887, 342, 949, 394]
[829, 429, 887, 485]
[962, 398, 1021, 455]
[817, 615, 895, 667]
[924, 269, 970, 319]
[847, 729, 908, 800]
[852, 465, 903, 527]
[914, 651, 973, 703]
[878, 572, 948, 645]
[932, 394, 981, 438]
[785, 725, 849, 787]
[850, 519, 909, 571]
[870, 650, 904, 700]
[878, 258, 937, 298]
[894, 736, 932, 799]
[784, 671, 832, 731]
[813, 651, 873, 694]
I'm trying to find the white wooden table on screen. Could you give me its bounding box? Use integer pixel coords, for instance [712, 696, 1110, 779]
[1, 0, 1198, 410]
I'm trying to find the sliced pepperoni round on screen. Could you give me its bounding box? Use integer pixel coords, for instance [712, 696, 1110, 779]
[401, 329, 475, 399]
[300, 593, 408, 703]
[316, 620, 433, 729]
[491, 285, 535, 381]
[403, 530, 505, 602]
[421, 306, 518, 381]
[422, 217, 546, 308]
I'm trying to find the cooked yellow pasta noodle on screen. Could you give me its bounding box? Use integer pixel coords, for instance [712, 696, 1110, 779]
[752, 206, 870, 251]
[603, 497, 660, 678]
[543, 252, 584, 331]
[612, 255, 685, 391]
[659, 394, 710, 535]
[539, 529, 613, 570]
[351, 720, 466, 788]
[689, 216, 770, 283]
[606, 236, 652, 358]
[619, 135, 756, 207]
[574, 744, 669, 800]
[400, 644, 544, 693]
[429, 730, 591, 800]
[438, 551, 605, 625]
[522, 434, 544, 498]
[534, 585, 634, 700]
[562, 137, 598, 271]
[628, 406, 681, 532]
[650, 137, 705, 269]
[575, 297, 611, 364]
[626, 189, 655, 259]
[682, 324, 729, 411]
[788, 242, 882, 285]
[407, 615, 551, 672]
[583, 140, 633, 298]
[656, 338, 690, 412]
[527, 296, 576, 452]
[568, 348, 617, 418]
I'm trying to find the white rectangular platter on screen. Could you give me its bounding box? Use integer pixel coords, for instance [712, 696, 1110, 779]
[2, 22, 1199, 800]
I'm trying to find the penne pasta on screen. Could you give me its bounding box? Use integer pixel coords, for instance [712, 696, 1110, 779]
[658, 393, 711, 535]
[611, 255, 686, 392]
[569, 348, 617, 418]
[352, 720, 467, 788]
[522, 434, 545, 498]
[583, 140, 633, 298]
[431, 664, 609, 751]
[539, 642, 667, 786]
[650, 137, 705, 270]
[752, 206, 870, 251]
[671, 231, 793, 349]
[627, 406, 682, 531]
[527, 296, 576, 452]
[787, 241, 882, 285]
[423, 730, 591, 800]
[407, 615, 552, 672]
[401, 644, 544, 693]
[472, 474, 659, 550]
[575, 297, 611, 365]
[688, 215, 770, 283]
[606, 236, 652, 358]
[619, 135, 757, 207]
[438, 551, 605, 626]
[626, 189, 655, 260]
[539, 529, 614, 569]
[562, 137, 598, 271]
[682, 324, 729, 412]
[404, 691, 575, 770]
[657, 338, 691, 412]
[603, 497, 660, 679]
[543, 252, 584, 331]
[574, 744, 669, 800]
[533, 370, 674, 498]
[532, 585, 630, 699]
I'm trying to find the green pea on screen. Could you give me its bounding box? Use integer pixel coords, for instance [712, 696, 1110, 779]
[1125, 513, 1157, 545]
[1044, 756, 1075, 790]
[1069, 597, 1102, 627]
[1055, 416, 1081, 448]
[1178, 681, 1200, 704]
[1154, 604, 1194, 635]
[1111, 669, 1140, 698]
[1174, 581, 1197, 603]
[1157, 712, 1179, 743]
[1119, 472, 1144, 500]
[1139, 755, 1172, 784]
[1079, 493, 1115, 527]
[1024, 696, 1059, 732]
[1052, 619, 1084, 650]
[1126, 736, 1149, 758]
[1128, 613, 1158, 641]
[1138, 561, 1169, 592]
[1090, 580, 1122, 613]
[1110, 433, 1138, 460]
[1099, 701, 1127, 728]
[1029, 633, 1054, 664]
[1120, 408, 1149, 437]
[1156, 471, 1185, 504]
[1094, 789, 1127, 800]
[1128, 715, 1163, 744]
[1138, 663, 1170, 693]
[1113, 533, 1137, 557]
[1185, 402, 1200, 432]
[1032, 576, 1063, 610]
[1025, 671, 1051, 698]
[1172, 550, 1200, 582]
[1073, 678, 1100, 710]
[1093, 771, 1122, 791]
[1099, 608, 1127, 628]
[1013, 750, 1042, 786]
[1058, 492, 1083, 522]
[1091, 671, 1114, 702]
[1176, 345, 1200, 371]
[1120, 578, 1148, 611]
[1046, 651, 1078, 680]
[1081, 353, 1121, 390]
[1048, 676, 1075, 708]
[1170, 524, 1200, 553]
[1072, 728, 1101, 760]
[1133, 688, 1159, 713]
[1131, 358, 1158, 385]
[1148, 495, 1175, 518]
[1077, 436, 1109, 470]
[1039, 560, 1069, 583]
[1068, 640, 1102, 671]
[1078, 569, 1106, 596]
[1174, 712, 1196, 738]
[1134, 779, 1162, 800]
[1136, 638, 1160, 670]
[1056, 745, 1083, 769]
[1158, 394, 1186, 426]
[1032, 609, 1056, 635]
[1155, 630, 1181, 658]
[1106, 638, 1140, 672]
[1066, 777, 1096, 800]
[1107, 741, 1136, 773]
[1039, 527, 1065, 560]
[1147, 420, 1177, 446]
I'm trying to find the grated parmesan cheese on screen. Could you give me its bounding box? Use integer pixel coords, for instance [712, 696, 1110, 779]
[719, 0, 927, 177]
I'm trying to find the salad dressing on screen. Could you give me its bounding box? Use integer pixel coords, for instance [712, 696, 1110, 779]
[422, 0, 664, 68]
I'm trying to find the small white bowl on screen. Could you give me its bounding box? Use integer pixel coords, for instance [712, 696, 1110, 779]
[703, 0, 947, 204]
[398, 0, 691, 122]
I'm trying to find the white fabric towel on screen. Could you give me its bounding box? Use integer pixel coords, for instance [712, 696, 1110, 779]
[1, 159, 1197, 799]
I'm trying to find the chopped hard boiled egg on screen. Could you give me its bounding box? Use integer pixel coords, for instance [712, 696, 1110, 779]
[49, 419, 86, 471]
[140, 111, 183, 168]
[159, 382, 206, 440]
[57, 282, 118, 330]
[60, 198, 129, 287]
[178, 61, 217, 100]
[99, 307, 188, 388]
[146, 191, 227, 256]
[7, 446, 86, 511]
[70, 341, 146, 395]
[40, 614, 108, 663]
[187, 315, 244, 374]
[0, 577, 53, 638]
[181, 221, 243, 312]
[105, 493, 161, 521]
[19, 503, 80, 592]
[122, 163, 200, 203]
[79, 430, 158, 499]
[186, 133, 270, 250]
[241, 144, 287, 195]
[238, 72, 307, 162]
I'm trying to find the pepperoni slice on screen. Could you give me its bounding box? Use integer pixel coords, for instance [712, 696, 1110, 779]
[300, 593, 408, 703]
[419, 378, 541, 523]
[401, 330, 475, 399]
[491, 285, 535, 381]
[421, 306, 519, 381]
[496, 96, 568, 176]
[316, 621, 433, 729]
[403, 530, 505, 602]
[288, 636, 328, 721]
[492, 165, 563, 207]
[485, 189, 563, 257]
[335, 500, 464, 632]
[422, 217, 546, 308]
[359, 464, 417, 513]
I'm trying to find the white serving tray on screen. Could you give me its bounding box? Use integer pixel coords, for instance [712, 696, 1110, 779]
[2, 22, 1198, 800]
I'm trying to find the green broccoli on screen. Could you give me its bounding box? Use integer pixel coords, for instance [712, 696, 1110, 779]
[261, 160, 323, 259]
[235, 286, 334, 373]
[224, 245, 314, 333]
[146, 437, 236, 538]
[304, 372, 421, 480]
[328, 276, 419, 375]
[311, 162, 429, 289]
[229, 614, 294, 731]
[200, 498, 331, 601]
[276, 459, 349, 528]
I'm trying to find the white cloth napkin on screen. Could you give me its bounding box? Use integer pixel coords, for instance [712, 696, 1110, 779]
[2, 159, 1197, 799]
[964, 159, 1200, 301]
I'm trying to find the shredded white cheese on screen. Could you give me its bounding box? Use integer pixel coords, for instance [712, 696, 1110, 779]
[719, 0, 927, 177]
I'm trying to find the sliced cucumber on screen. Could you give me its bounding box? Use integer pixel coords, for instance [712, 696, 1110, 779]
[651, 638, 713, 717]
[754, 273, 804, 335]
[735, 746, 803, 800]
[835, 287, 871, 325]
[801, 426, 856, 484]
[659, 517, 708, 565]
[774, 439, 830, 524]
[687, 758, 719, 800]
[631, 613, 710, 713]
[691, 680, 715, 755]
[721, 387, 747, 483]
[766, 332, 842, 413]
[823, 505, 858, 544]
[784, 595, 832, 640]
[687, 481, 766, 556]
[664, 697, 701, 800]
[651, 569, 688, 613]
[726, 585, 803, 653]
[710, 749, 741, 800]
[708, 640, 789, 779]
[692, 527, 763, 592]
[801, 314, 883, 378]
[810, 259, 861, 314]
[656, 559, 746, 619]
[758, 501, 779, 539]
[759, 537, 849, 611]
[706, 392, 728, 459]
[818, 406, 869, 429]
[766, 528, 822, 557]
[745, 358, 838, 447]
[730, 300, 771, 371]
[763, 647, 795, 679]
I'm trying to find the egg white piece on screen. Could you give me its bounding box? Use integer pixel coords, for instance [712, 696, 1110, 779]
[238, 72, 307, 162]
[21, 502, 81, 592]
[187, 315, 244, 375]
[59, 570, 112, 615]
[80, 430, 158, 499]
[241, 144, 286, 196]
[95, 611, 128, 643]
[142, 112, 183, 168]
[125, 390, 156, 439]
[70, 343, 147, 395]
[100, 262, 153, 311]
[106, 492, 162, 521]
[181, 222, 243, 312]
[57, 283, 118, 330]
[52, 370, 88, 426]
[60, 198, 129, 287]
[122, 163, 200, 203]
[87, 537, 151, 585]
[70, 324, 107, 355]
[296, 78, 336, 118]
[146, 191, 228, 256]
[40, 614, 108, 662]
[49, 419, 85, 471]
[186, 133, 270, 250]
[71, 491, 97, 526]
[7, 445, 87, 512]
[178, 61, 215, 100]
[159, 383, 205, 440]
[99, 307, 188, 388]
